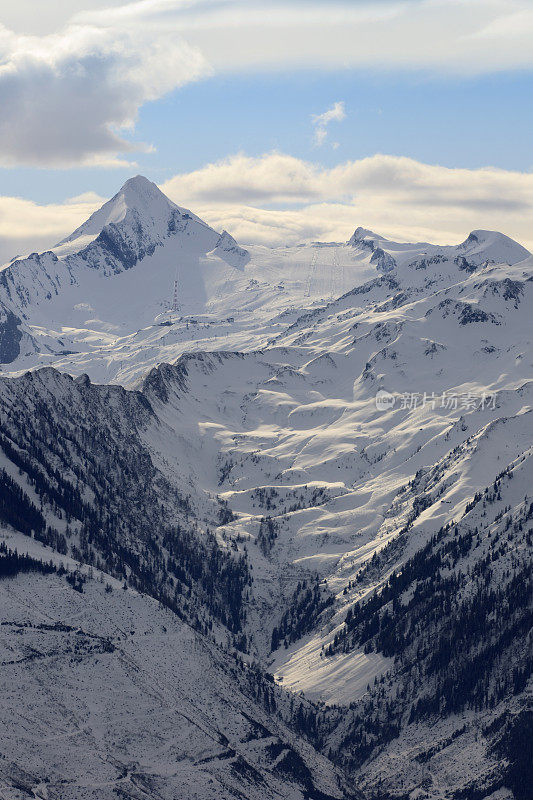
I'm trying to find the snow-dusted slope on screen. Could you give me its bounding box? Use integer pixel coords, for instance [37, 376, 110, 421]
[324, 443, 533, 799]
[0, 545, 352, 800]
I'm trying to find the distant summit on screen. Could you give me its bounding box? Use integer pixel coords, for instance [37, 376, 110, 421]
[347, 227, 387, 246]
[56, 175, 209, 250]
[456, 229, 531, 266]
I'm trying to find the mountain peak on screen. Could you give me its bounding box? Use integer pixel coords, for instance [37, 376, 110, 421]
[47, 175, 241, 279]
[122, 174, 155, 188]
[57, 175, 177, 247]
[347, 226, 386, 246]
[212, 230, 250, 268]
[458, 229, 531, 265]
[119, 175, 167, 204]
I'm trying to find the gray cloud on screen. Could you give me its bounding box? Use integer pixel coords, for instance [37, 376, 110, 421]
[0, 21, 209, 167]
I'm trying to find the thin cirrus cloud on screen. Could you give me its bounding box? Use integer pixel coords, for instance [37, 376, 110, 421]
[1, 153, 532, 266]
[75, 0, 533, 73]
[312, 102, 346, 147]
[1, 1, 533, 168]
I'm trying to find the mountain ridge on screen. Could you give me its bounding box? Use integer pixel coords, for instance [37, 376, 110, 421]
[0, 175, 530, 386]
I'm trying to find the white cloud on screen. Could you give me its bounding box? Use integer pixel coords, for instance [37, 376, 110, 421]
[312, 101, 346, 147]
[161, 152, 533, 208]
[74, 0, 533, 73]
[466, 7, 533, 41]
[161, 152, 533, 250]
[0, 192, 103, 264]
[0, 19, 210, 167]
[162, 152, 323, 203]
[0, 1, 129, 35]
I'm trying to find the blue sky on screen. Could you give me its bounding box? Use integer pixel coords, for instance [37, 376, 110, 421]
[137, 70, 533, 173]
[0, 0, 532, 258]
[4, 68, 533, 205]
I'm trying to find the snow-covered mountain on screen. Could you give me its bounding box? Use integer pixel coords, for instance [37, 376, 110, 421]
[1, 177, 532, 800]
[0, 176, 250, 372]
[0, 177, 530, 386]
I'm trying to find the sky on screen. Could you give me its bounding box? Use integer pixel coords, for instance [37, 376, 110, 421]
[0, 0, 532, 262]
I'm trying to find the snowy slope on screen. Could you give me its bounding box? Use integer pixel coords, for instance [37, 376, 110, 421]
[0, 176, 532, 799]
[324, 443, 533, 799]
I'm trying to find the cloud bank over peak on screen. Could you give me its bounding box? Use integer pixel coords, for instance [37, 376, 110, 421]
[161, 151, 533, 218]
[158, 152, 533, 249]
[1, 153, 532, 265]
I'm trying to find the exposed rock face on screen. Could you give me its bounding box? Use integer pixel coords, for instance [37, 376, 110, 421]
[0, 306, 22, 363]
